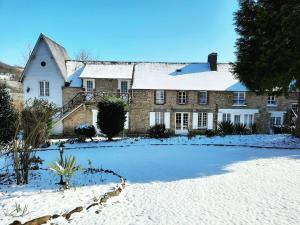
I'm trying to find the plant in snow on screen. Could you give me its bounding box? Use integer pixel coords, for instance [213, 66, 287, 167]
[49, 155, 80, 188]
[148, 124, 170, 138]
[74, 124, 96, 142]
[97, 96, 127, 141]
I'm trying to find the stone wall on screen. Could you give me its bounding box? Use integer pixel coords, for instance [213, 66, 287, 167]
[62, 87, 83, 105]
[95, 79, 118, 92]
[129, 90, 298, 134]
[63, 104, 93, 135]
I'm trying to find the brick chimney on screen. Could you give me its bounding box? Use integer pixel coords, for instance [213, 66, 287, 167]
[208, 53, 218, 71]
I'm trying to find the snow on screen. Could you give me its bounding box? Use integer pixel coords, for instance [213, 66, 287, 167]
[1, 134, 300, 225]
[79, 63, 134, 79]
[132, 63, 247, 91]
[66, 61, 84, 87]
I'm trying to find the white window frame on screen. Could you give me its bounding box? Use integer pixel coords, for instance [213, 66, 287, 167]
[267, 95, 277, 106]
[233, 92, 246, 106]
[155, 90, 165, 105]
[234, 115, 241, 125]
[270, 117, 281, 127]
[84, 79, 95, 93]
[199, 91, 208, 105]
[178, 91, 187, 104]
[222, 113, 231, 122]
[198, 112, 208, 129]
[155, 112, 165, 125]
[39, 80, 49, 96]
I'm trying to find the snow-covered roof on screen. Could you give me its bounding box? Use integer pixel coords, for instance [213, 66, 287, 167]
[132, 62, 247, 91]
[66, 61, 84, 87]
[79, 63, 134, 79]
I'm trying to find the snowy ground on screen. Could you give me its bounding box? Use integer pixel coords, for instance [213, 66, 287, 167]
[1, 134, 300, 225]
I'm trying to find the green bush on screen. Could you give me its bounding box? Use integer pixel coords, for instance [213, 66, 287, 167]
[272, 125, 295, 134]
[233, 123, 249, 135]
[205, 129, 217, 137]
[97, 97, 126, 141]
[148, 124, 170, 138]
[74, 124, 96, 141]
[250, 123, 258, 134]
[187, 130, 203, 139]
[218, 121, 234, 135]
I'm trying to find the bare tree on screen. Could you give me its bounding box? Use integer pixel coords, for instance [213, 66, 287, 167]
[74, 49, 95, 61]
[20, 43, 33, 67]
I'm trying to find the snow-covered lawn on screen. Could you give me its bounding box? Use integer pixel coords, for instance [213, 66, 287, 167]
[1, 134, 300, 225]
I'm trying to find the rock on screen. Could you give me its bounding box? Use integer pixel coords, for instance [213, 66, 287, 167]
[63, 206, 83, 220]
[9, 221, 22, 225]
[51, 214, 60, 219]
[23, 215, 52, 225]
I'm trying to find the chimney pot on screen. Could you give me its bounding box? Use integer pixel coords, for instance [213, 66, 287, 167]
[208, 53, 218, 71]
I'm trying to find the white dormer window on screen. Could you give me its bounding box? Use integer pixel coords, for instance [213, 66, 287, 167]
[39, 81, 49, 96]
[267, 95, 276, 106]
[120, 81, 128, 93]
[233, 92, 246, 105]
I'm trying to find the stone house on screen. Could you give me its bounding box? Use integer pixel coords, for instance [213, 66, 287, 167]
[21, 34, 298, 136]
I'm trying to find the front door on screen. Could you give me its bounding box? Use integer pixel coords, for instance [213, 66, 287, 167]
[175, 112, 189, 135]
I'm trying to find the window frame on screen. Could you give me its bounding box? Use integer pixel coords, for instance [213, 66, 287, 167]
[234, 115, 241, 125]
[39, 80, 49, 97]
[177, 91, 187, 105]
[155, 90, 165, 105]
[222, 113, 231, 122]
[233, 92, 246, 106]
[198, 91, 208, 105]
[267, 95, 277, 106]
[155, 112, 165, 125]
[198, 112, 208, 129]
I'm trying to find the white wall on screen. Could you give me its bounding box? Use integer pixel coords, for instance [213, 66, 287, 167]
[23, 40, 65, 107]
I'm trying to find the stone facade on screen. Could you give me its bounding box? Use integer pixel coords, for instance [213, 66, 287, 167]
[62, 87, 83, 105]
[95, 79, 118, 92]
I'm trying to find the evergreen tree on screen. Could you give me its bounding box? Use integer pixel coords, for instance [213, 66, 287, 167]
[0, 84, 17, 144]
[233, 0, 300, 135]
[97, 97, 126, 141]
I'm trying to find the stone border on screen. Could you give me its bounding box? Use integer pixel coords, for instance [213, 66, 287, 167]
[9, 169, 126, 225]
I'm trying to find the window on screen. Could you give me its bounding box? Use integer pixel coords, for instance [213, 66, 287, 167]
[244, 114, 254, 127]
[271, 117, 281, 127]
[292, 103, 298, 114]
[198, 112, 208, 129]
[155, 112, 164, 125]
[222, 113, 231, 122]
[120, 81, 128, 93]
[234, 115, 241, 125]
[177, 91, 187, 104]
[199, 91, 208, 105]
[233, 92, 246, 105]
[267, 95, 276, 106]
[183, 113, 189, 130]
[86, 80, 94, 92]
[155, 90, 165, 104]
[39, 81, 49, 96]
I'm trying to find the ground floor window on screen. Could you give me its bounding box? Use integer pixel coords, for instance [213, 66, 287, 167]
[198, 112, 207, 129]
[155, 112, 165, 125]
[244, 114, 254, 127]
[222, 113, 231, 122]
[271, 117, 281, 127]
[292, 103, 298, 114]
[234, 115, 241, 125]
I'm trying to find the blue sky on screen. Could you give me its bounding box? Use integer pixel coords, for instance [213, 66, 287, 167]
[0, 0, 239, 66]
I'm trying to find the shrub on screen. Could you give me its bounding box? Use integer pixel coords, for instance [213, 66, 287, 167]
[74, 124, 96, 141]
[49, 155, 80, 189]
[233, 123, 249, 135]
[205, 129, 217, 137]
[218, 121, 234, 135]
[0, 84, 18, 144]
[272, 125, 295, 134]
[148, 124, 170, 138]
[250, 123, 258, 134]
[97, 96, 126, 141]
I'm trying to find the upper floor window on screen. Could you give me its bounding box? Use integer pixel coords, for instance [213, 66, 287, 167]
[177, 91, 187, 104]
[233, 92, 246, 105]
[198, 112, 208, 129]
[267, 95, 276, 106]
[120, 80, 129, 93]
[155, 90, 165, 105]
[199, 91, 208, 105]
[39, 81, 49, 96]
